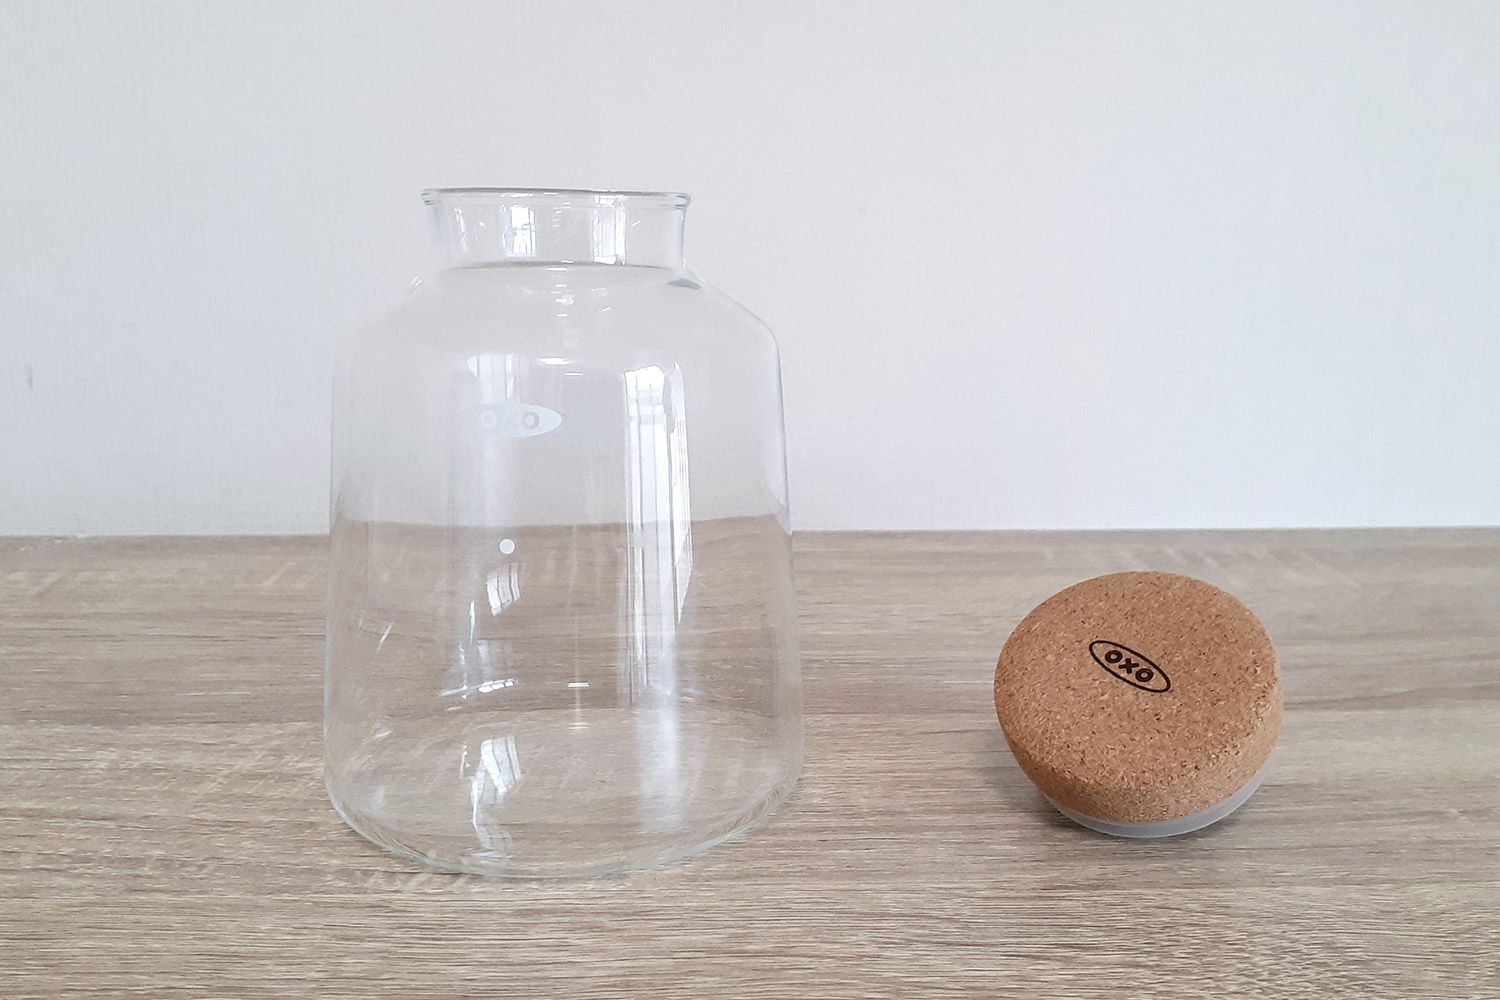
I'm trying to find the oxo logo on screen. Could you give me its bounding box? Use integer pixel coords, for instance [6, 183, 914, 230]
[1088, 640, 1171, 693]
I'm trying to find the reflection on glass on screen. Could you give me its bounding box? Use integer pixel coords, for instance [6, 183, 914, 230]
[506, 205, 536, 258]
[622, 364, 693, 704]
[622, 363, 692, 832]
[445, 350, 527, 704]
[485, 563, 521, 617]
[591, 201, 625, 264]
[469, 735, 521, 852]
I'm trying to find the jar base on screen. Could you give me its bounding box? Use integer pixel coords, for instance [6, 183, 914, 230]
[326, 706, 801, 878]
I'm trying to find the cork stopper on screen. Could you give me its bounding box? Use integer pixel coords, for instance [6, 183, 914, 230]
[994, 572, 1282, 832]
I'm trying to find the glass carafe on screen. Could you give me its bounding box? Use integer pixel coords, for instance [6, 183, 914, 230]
[325, 189, 802, 877]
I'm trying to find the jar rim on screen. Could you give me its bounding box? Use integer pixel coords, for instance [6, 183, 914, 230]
[422, 187, 690, 209]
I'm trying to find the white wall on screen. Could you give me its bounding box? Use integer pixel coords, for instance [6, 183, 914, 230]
[2, 1, 1497, 534]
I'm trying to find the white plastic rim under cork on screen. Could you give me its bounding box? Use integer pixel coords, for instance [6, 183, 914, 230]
[1045, 760, 1272, 839]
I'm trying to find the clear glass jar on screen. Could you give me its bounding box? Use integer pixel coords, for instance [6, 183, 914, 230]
[325, 189, 801, 877]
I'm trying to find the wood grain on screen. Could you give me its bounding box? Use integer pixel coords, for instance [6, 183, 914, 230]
[2, 530, 1497, 998]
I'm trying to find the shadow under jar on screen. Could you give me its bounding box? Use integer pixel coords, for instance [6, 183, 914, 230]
[325, 189, 802, 877]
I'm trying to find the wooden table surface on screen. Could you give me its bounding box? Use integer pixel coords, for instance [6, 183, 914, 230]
[3, 530, 1497, 998]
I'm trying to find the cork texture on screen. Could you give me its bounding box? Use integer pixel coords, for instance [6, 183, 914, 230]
[994, 572, 1282, 824]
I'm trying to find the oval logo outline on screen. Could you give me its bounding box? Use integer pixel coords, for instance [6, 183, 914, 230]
[1088, 640, 1171, 693]
[476, 401, 563, 438]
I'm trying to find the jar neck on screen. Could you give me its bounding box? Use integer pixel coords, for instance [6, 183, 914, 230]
[424, 189, 689, 269]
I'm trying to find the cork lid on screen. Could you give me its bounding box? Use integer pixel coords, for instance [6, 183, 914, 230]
[994, 572, 1282, 824]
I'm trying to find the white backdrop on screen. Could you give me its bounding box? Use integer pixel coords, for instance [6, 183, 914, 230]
[3, 1, 1497, 534]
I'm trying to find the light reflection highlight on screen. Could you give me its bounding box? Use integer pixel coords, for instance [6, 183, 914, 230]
[469, 735, 521, 851]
